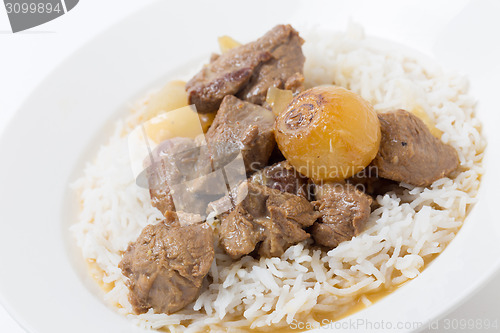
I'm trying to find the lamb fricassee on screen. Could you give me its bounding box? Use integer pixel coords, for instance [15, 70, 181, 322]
[119, 24, 460, 315]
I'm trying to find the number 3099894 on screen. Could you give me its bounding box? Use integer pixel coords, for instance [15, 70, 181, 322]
[5, 2, 62, 14]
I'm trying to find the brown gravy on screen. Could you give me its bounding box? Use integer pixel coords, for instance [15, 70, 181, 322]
[86, 259, 115, 293]
[87, 253, 438, 332]
[243, 283, 404, 333]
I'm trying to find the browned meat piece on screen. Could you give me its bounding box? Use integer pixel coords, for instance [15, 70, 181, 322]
[267, 144, 286, 165]
[147, 137, 198, 215]
[119, 219, 214, 314]
[186, 24, 305, 113]
[148, 97, 274, 219]
[236, 26, 305, 105]
[346, 167, 401, 198]
[311, 182, 372, 249]
[370, 109, 459, 187]
[282, 72, 305, 93]
[206, 95, 275, 173]
[147, 137, 226, 219]
[250, 160, 310, 198]
[220, 182, 319, 259]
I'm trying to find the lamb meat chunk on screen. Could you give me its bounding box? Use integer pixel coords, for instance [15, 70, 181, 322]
[220, 204, 265, 258]
[250, 160, 310, 198]
[148, 95, 275, 219]
[147, 137, 199, 215]
[311, 182, 372, 249]
[346, 167, 401, 198]
[268, 144, 286, 165]
[119, 219, 214, 314]
[206, 95, 275, 172]
[147, 137, 226, 220]
[283, 72, 305, 93]
[220, 182, 319, 259]
[186, 51, 270, 114]
[236, 26, 305, 105]
[186, 24, 305, 113]
[370, 109, 459, 187]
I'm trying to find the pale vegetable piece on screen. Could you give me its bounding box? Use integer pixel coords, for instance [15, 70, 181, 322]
[142, 80, 189, 121]
[198, 112, 216, 133]
[266, 86, 293, 116]
[410, 105, 443, 138]
[127, 105, 205, 184]
[143, 106, 204, 144]
[218, 35, 241, 53]
[274, 86, 381, 181]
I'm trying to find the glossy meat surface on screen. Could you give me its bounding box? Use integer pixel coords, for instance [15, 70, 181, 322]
[311, 182, 372, 249]
[220, 183, 319, 259]
[371, 109, 459, 187]
[206, 95, 275, 173]
[186, 25, 305, 113]
[119, 219, 214, 314]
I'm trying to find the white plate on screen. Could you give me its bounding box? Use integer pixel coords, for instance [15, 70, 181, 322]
[1, 1, 499, 332]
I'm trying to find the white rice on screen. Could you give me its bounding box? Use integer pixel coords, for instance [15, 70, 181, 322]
[71, 26, 485, 332]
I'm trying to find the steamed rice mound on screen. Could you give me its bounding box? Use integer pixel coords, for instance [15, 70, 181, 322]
[71, 26, 485, 332]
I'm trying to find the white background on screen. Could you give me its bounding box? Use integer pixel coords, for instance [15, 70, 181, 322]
[0, 1, 499, 332]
